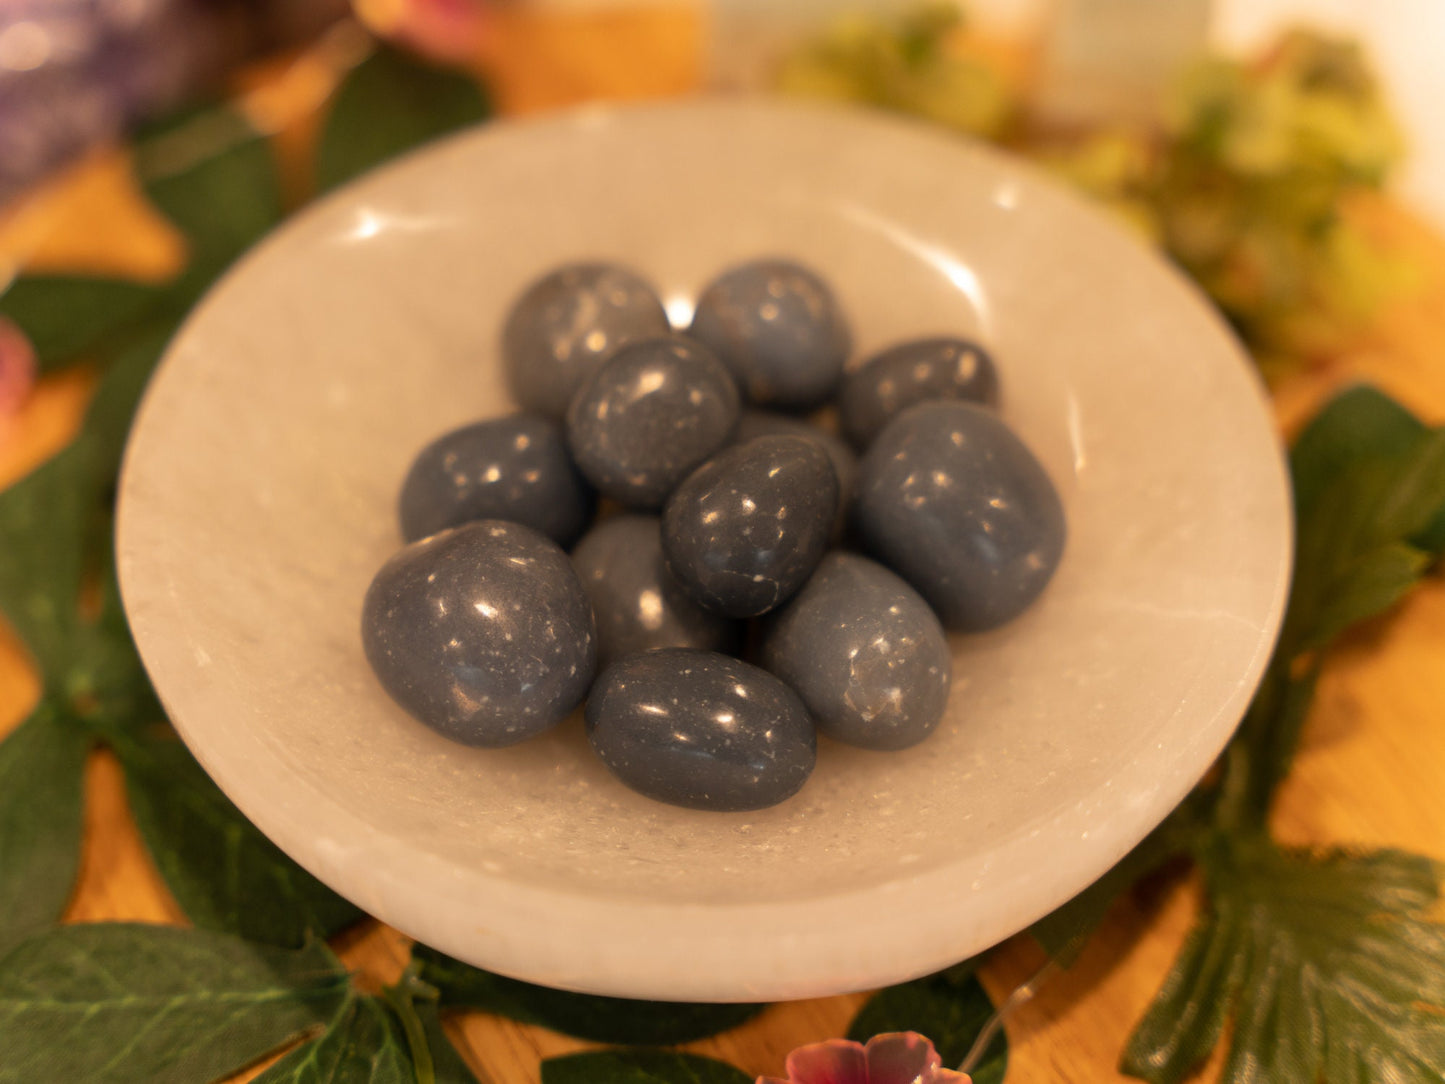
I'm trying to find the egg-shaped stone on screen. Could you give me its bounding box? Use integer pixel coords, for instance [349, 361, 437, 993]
[839, 336, 1000, 449]
[662, 435, 838, 618]
[854, 401, 1065, 631]
[762, 553, 951, 750]
[688, 258, 850, 409]
[734, 409, 857, 534]
[362, 521, 596, 746]
[566, 334, 741, 508]
[397, 413, 592, 545]
[586, 649, 816, 811]
[503, 262, 670, 419]
[570, 515, 739, 666]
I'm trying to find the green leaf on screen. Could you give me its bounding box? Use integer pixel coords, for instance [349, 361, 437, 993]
[847, 971, 1007, 1083]
[415, 945, 763, 1044]
[417, 1001, 484, 1084]
[0, 705, 91, 957]
[1289, 385, 1426, 518]
[316, 46, 490, 193]
[253, 995, 412, 1084]
[135, 105, 284, 280]
[0, 276, 164, 373]
[117, 733, 363, 948]
[0, 924, 350, 1084]
[1303, 541, 1429, 649]
[0, 441, 91, 677]
[1122, 836, 1445, 1084]
[540, 1050, 751, 1084]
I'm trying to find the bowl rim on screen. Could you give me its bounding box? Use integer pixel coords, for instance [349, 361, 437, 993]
[117, 95, 1293, 1002]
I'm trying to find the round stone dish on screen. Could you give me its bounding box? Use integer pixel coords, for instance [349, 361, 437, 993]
[116, 100, 1290, 1003]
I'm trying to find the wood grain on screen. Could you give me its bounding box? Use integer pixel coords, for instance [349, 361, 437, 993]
[2, 8, 1442, 1083]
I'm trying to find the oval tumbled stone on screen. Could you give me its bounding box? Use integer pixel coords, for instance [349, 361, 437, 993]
[854, 401, 1065, 631]
[839, 336, 1000, 449]
[397, 413, 592, 545]
[688, 258, 850, 410]
[566, 334, 741, 508]
[586, 649, 816, 811]
[502, 262, 670, 419]
[734, 409, 857, 534]
[570, 515, 739, 666]
[362, 521, 596, 746]
[762, 553, 951, 750]
[662, 435, 838, 618]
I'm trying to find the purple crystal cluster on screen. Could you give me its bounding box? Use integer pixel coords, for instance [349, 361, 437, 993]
[0, 0, 344, 205]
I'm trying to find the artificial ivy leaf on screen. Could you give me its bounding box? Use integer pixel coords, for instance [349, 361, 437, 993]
[253, 996, 412, 1084]
[316, 46, 490, 193]
[134, 105, 284, 280]
[1302, 540, 1429, 650]
[119, 733, 364, 948]
[541, 1050, 752, 1084]
[415, 944, 764, 1044]
[0, 276, 163, 373]
[83, 323, 174, 481]
[847, 971, 1007, 1084]
[0, 705, 91, 958]
[1122, 836, 1445, 1084]
[0, 440, 91, 677]
[1289, 384, 1426, 517]
[0, 924, 350, 1084]
[416, 1001, 484, 1084]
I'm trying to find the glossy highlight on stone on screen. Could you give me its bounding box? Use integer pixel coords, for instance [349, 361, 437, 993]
[566, 334, 742, 508]
[502, 262, 670, 419]
[662, 435, 839, 618]
[397, 413, 592, 545]
[362, 521, 596, 746]
[586, 649, 816, 811]
[762, 553, 950, 750]
[734, 409, 857, 533]
[688, 258, 850, 410]
[571, 515, 739, 666]
[855, 401, 1065, 631]
[839, 336, 1000, 449]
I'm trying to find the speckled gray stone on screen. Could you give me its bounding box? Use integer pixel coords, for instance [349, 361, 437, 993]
[839, 336, 1000, 449]
[570, 515, 739, 665]
[662, 435, 838, 618]
[734, 409, 857, 534]
[566, 335, 741, 508]
[688, 259, 850, 409]
[586, 649, 816, 811]
[397, 413, 592, 545]
[362, 520, 596, 747]
[503, 262, 670, 419]
[855, 401, 1065, 631]
[761, 553, 951, 750]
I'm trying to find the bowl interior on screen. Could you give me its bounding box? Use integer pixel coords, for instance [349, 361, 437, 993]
[117, 100, 1290, 1000]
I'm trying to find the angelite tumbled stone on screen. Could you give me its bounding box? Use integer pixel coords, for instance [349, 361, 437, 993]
[855, 401, 1065, 631]
[839, 336, 1000, 449]
[570, 515, 738, 666]
[688, 259, 850, 410]
[662, 435, 838, 618]
[566, 335, 741, 508]
[586, 649, 816, 811]
[397, 413, 592, 545]
[502, 262, 670, 419]
[362, 521, 596, 747]
[762, 553, 950, 750]
[734, 409, 857, 532]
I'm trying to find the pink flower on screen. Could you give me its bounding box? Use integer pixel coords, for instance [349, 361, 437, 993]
[759, 1032, 971, 1084]
[352, 0, 491, 64]
[0, 316, 37, 443]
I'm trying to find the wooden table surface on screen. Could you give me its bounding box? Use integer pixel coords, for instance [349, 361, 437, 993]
[2, 8, 1443, 1083]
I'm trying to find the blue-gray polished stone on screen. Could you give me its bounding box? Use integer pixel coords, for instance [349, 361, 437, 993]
[586, 649, 816, 811]
[839, 336, 1000, 449]
[566, 334, 741, 508]
[397, 413, 592, 545]
[762, 552, 951, 750]
[855, 401, 1065, 631]
[362, 521, 596, 747]
[662, 435, 838, 618]
[570, 515, 739, 666]
[734, 409, 857, 534]
[688, 258, 850, 410]
[503, 262, 670, 419]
